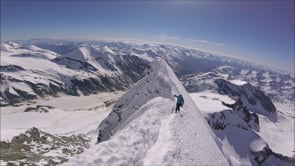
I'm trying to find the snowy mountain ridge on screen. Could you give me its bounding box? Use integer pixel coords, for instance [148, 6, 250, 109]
[97, 57, 176, 142]
[1, 39, 293, 107]
[67, 58, 229, 165]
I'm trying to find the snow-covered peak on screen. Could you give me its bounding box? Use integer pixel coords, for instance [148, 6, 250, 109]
[62, 46, 90, 62]
[101, 46, 115, 54]
[96, 58, 178, 142]
[8, 41, 20, 48]
[91, 58, 229, 165]
[1, 43, 11, 52]
[1, 41, 20, 52]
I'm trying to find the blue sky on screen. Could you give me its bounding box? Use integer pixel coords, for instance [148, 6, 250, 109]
[1, 0, 294, 72]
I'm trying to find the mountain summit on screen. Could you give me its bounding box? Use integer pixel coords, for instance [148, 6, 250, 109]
[67, 58, 229, 165]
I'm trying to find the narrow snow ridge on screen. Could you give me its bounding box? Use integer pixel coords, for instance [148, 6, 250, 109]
[67, 57, 229, 165]
[96, 57, 176, 142]
[62, 46, 90, 62]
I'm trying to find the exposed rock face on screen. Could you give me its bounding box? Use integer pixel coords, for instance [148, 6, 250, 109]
[0, 127, 90, 166]
[0, 65, 24, 72]
[24, 105, 55, 113]
[215, 79, 277, 121]
[250, 144, 295, 166]
[205, 79, 294, 166]
[207, 78, 277, 132]
[207, 100, 259, 131]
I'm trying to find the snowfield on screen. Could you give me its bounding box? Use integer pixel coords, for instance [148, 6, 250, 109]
[190, 91, 235, 114]
[1, 92, 123, 142]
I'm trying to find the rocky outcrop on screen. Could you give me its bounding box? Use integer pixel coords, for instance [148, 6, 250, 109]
[0, 127, 90, 166]
[215, 79, 277, 121]
[207, 101, 259, 131]
[0, 65, 24, 72]
[24, 105, 55, 113]
[250, 143, 295, 166]
[207, 79, 278, 132]
[206, 79, 294, 166]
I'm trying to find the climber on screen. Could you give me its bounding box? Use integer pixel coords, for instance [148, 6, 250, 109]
[174, 94, 184, 113]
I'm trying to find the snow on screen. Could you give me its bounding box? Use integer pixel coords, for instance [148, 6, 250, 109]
[257, 102, 295, 157]
[213, 126, 261, 165]
[143, 109, 173, 165]
[102, 46, 116, 55]
[79, 46, 91, 58]
[7, 87, 18, 96]
[66, 58, 229, 165]
[229, 79, 247, 85]
[62, 46, 88, 62]
[131, 51, 154, 62]
[67, 96, 229, 165]
[250, 139, 267, 152]
[1, 43, 13, 52]
[1, 44, 57, 60]
[1, 45, 110, 100]
[67, 97, 173, 165]
[190, 90, 295, 161]
[0, 92, 122, 141]
[2, 54, 71, 77]
[1, 41, 293, 165]
[190, 91, 235, 114]
[59, 45, 120, 75]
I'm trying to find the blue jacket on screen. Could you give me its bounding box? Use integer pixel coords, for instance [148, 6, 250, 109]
[174, 95, 184, 106]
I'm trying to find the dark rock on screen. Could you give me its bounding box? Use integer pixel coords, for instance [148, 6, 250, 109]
[24, 105, 54, 113]
[1, 127, 90, 165]
[215, 79, 277, 121]
[0, 65, 24, 72]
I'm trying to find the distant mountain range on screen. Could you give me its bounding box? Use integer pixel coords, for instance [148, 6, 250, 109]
[1, 39, 294, 165]
[181, 65, 294, 103]
[1, 39, 294, 106]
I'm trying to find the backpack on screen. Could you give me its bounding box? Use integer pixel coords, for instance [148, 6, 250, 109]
[179, 96, 184, 107]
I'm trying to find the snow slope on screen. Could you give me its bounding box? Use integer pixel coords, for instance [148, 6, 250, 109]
[190, 89, 294, 165]
[66, 58, 229, 165]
